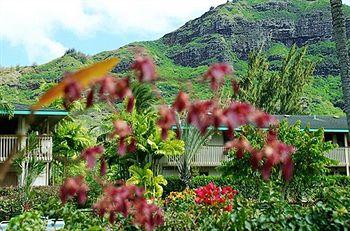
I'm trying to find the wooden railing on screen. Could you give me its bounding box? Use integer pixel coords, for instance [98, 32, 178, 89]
[162, 146, 350, 168]
[0, 135, 52, 162]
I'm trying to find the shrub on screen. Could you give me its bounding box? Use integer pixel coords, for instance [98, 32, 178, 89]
[163, 176, 186, 195]
[7, 210, 46, 231]
[0, 186, 60, 221]
[162, 184, 350, 230]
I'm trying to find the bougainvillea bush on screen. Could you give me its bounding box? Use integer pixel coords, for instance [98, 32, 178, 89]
[0, 56, 297, 230]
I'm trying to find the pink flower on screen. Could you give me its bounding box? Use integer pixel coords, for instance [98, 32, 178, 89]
[115, 77, 132, 99]
[112, 120, 132, 138]
[111, 120, 133, 155]
[187, 100, 214, 133]
[63, 79, 82, 108]
[157, 106, 176, 140]
[60, 176, 89, 204]
[172, 91, 190, 112]
[100, 158, 107, 176]
[127, 138, 137, 153]
[259, 137, 295, 180]
[98, 76, 118, 101]
[86, 88, 95, 108]
[231, 79, 240, 94]
[224, 137, 252, 159]
[93, 184, 164, 230]
[127, 96, 135, 113]
[97, 76, 132, 102]
[223, 102, 254, 130]
[252, 111, 277, 128]
[81, 145, 104, 169]
[204, 63, 232, 90]
[131, 56, 157, 82]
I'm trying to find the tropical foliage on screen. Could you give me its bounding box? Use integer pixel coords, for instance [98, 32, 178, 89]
[126, 164, 168, 198]
[52, 119, 94, 183]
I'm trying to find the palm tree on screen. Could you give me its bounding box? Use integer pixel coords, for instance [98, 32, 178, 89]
[176, 125, 213, 187]
[330, 0, 350, 134]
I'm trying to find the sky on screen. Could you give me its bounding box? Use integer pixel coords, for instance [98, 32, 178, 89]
[1, 0, 350, 67]
[0, 0, 226, 67]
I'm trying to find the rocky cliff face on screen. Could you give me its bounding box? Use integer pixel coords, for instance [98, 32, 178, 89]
[160, 0, 349, 75]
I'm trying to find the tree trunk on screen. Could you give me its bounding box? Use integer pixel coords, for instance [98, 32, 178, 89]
[330, 0, 350, 136]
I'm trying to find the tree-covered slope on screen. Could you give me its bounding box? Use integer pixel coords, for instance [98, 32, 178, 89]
[0, 0, 348, 115]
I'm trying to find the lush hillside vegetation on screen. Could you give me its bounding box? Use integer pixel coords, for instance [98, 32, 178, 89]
[0, 0, 348, 115]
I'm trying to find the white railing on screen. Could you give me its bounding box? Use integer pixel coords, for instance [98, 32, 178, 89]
[163, 146, 226, 166]
[0, 135, 52, 162]
[326, 147, 350, 166]
[163, 146, 350, 168]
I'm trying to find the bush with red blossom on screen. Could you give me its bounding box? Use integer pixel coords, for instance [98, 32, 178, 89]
[194, 182, 238, 212]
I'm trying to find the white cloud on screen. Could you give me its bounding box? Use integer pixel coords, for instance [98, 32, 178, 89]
[0, 0, 225, 65]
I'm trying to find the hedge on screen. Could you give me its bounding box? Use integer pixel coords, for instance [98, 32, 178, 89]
[163, 174, 350, 198]
[0, 186, 59, 221]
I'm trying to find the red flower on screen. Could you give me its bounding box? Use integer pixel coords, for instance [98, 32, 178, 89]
[157, 105, 176, 140]
[172, 91, 190, 112]
[282, 156, 294, 181]
[60, 176, 89, 204]
[132, 56, 157, 82]
[224, 204, 233, 212]
[204, 63, 233, 90]
[81, 145, 104, 169]
[134, 202, 164, 231]
[194, 182, 237, 209]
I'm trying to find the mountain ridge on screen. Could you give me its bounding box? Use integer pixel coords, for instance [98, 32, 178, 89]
[0, 0, 348, 115]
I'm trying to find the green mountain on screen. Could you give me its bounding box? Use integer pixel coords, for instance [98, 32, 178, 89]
[1, 0, 348, 115]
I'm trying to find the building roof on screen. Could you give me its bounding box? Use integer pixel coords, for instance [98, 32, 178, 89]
[176, 115, 349, 133]
[274, 115, 349, 133]
[0, 104, 68, 116]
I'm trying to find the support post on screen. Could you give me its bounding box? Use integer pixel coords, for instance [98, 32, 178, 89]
[345, 134, 349, 176]
[18, 117, 28, 187]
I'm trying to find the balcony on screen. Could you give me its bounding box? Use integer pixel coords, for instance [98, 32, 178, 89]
[0, 135, 52, 162]
[326, 147, 350, 166]
[163, 146, 226, 167]
[162, 146, 350, 168]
